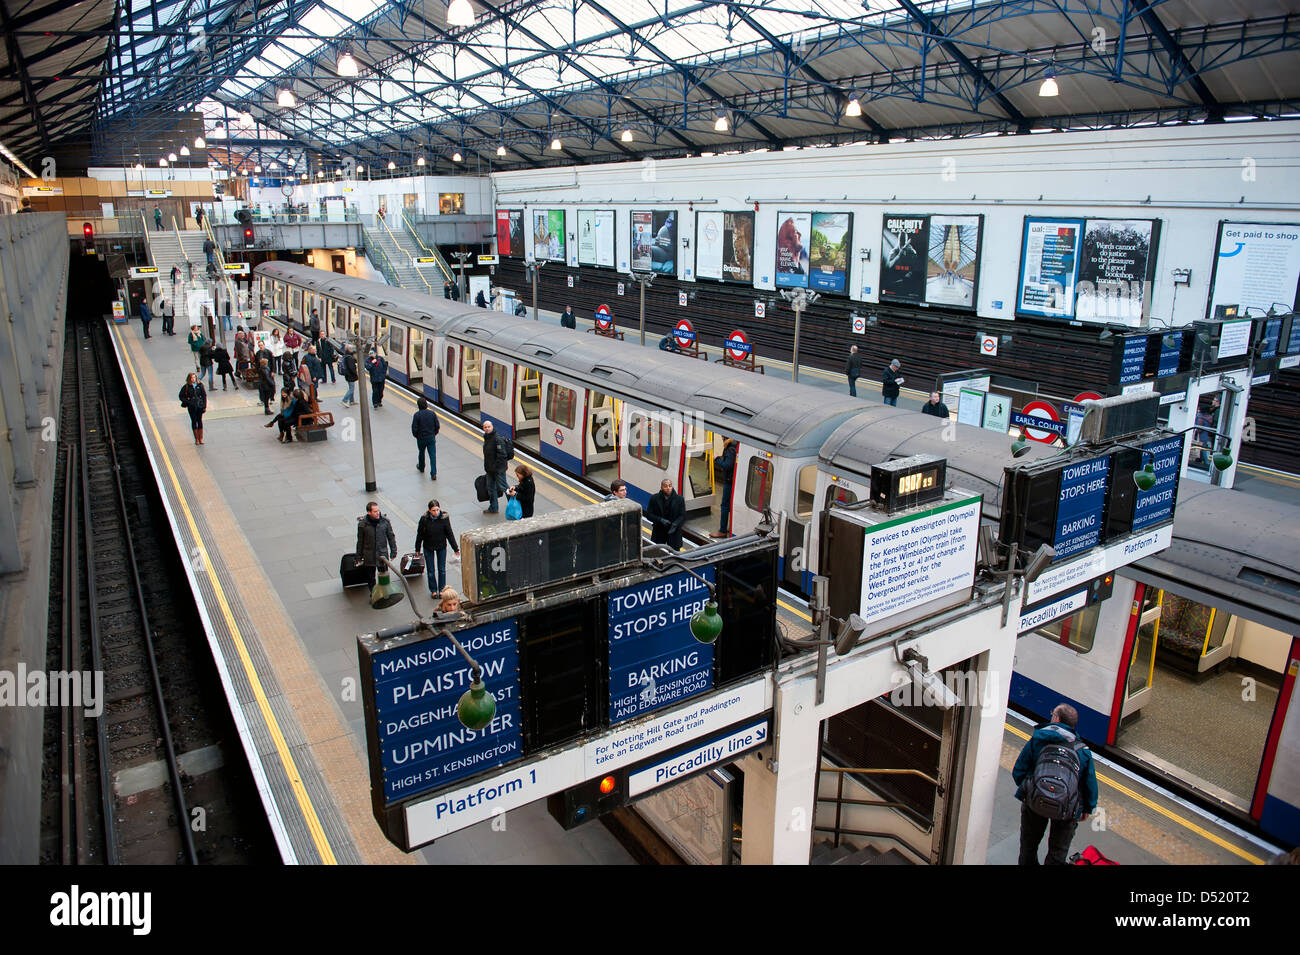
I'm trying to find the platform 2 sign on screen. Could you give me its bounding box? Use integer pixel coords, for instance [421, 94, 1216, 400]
[608, 568, 716, 723]
[368, 620, 520, 804]
[1053, 456, 1111, 561]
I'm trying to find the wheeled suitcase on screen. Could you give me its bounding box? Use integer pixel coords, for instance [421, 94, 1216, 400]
[340, 553, 369, 589]
[399, 552, 425, 578]
[1070, 845, 1118, 865]
[474, 473, 489, 502]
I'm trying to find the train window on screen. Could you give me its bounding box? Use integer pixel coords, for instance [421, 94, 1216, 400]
[290, 289, 300, 312]
[745, 458, 773, 511]
[445, 346, 456, 375]
[484, 359, 509, 399]
[796, 465, 817, 519]
[1033, 603, 1100, 654]
[389, 325, 404, 356]
[627, 413, 668, 469]
[546, 383, 576, 430]
[826, 485, 858, 507]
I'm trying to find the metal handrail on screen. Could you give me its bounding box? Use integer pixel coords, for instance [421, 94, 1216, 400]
[818, 765, 942, 788]
[817, 764, 939, 849]
[360, 224, 403, 288]
[400, 208, 454, 284]
[200, 215, 246, 331]
[374, 212, 433, 293]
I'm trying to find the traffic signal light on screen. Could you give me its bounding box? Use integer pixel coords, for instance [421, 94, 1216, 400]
[243, 226, 254, 246]
[82, 222, 93, 240]
[547, 771, 626, 829]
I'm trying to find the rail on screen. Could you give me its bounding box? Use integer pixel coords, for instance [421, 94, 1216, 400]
[400, 208, 454, 284]
[360, 223, 404, 289]
[200, 214, 247, 335]
[207, 210, 360, 225]
[814, 765, 938, 850]
[65, 215, 144, 236]
[374, 212, 434, 293]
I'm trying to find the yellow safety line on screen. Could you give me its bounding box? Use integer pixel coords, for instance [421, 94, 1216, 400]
[779, 599, 812, 622]
[113, 326, 339, 865]
[1003, 722, 1263, 865]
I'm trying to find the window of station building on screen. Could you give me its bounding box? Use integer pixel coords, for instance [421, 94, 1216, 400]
[439, 193, 465, 215]
[484, 359, 508, 399]
[745, 458, 773, 511]
[796, 464, 818, 519]
[546, 383, 577, 430]
[1033, 602, 1100, 654]
[627, 413, 668, 469]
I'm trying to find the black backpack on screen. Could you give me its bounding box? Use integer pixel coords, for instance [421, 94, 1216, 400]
[1025, 729, 1085, 821]
[500, 434, 514, 461]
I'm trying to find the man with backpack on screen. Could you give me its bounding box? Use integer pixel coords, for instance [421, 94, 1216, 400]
[340, 344, 358, 407]
[411, 397, 440, 479]
[480, 419, 512, 514]
[1012, 703, 1098, 865]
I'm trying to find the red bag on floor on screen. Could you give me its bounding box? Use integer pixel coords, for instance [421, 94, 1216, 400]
[1070, 845, 1118, 865]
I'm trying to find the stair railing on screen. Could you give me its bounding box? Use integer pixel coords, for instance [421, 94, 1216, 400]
[400, 209, 454, 285]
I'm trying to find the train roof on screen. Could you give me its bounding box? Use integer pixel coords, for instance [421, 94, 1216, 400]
[817, 407, 1058, 519]
[257, 261, 476, 329]
[1128, 482, 1300, 633]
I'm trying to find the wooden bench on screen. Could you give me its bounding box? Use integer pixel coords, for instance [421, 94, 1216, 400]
[295, 387, 335, 442]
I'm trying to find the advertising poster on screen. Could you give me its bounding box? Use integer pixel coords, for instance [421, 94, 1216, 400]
[881, 215, 929, 302]
[1076, 219, 1159, 325]
[495, 210, 522, 257]
[774, 211, 811, 288]
[1017, 217, 1084, 319]
[1207, 221, 1300, 319]
[695, 211, 755, 284]
[577, 209, 615, 267]
[631, 210, 677, 275]
[532, 209, 566, 261]
[809, 212, 851, 294]
[926, 215, 982, 309]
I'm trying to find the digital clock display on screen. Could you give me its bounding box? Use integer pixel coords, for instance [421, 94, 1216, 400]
[870, 455, 948, 513]
[897, 468, 940, 496]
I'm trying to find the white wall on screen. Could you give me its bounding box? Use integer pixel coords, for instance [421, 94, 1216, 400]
[491, 123, 1300, 327]
[248, 175, 490, 217]
[1232, 617, 1292, 674]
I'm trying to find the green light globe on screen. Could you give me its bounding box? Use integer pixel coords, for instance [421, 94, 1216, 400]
[690, 601, 724, 644]
[369, 571, 404, 609]
[1011, 436, 1031, 458]
[457, 680, 497, 730]
[1212, 450, 1234, 472]
[1133, 462, 1157, 491]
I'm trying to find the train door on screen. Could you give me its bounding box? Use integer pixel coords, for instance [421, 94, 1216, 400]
[377, 315, 390, 352]
[409, 328, 424, 388]
[807, 472, 864, 584]
[1185, 388, 1235, 487]
[540, 377, 585, 474]
[461, 346, 481, 411]
[387, 323, 408, 385]
[780, 463, 819, 593]
[479, 355, 514, 436]
[306, 291, 316, 326]
[348, 306, 361, 338]
[514, 366, 541, 444]
[680, 420, 717, 515]
[442, 342, 462, 411]
[621, 404, 676, 507]
[587, 392, 618, 480]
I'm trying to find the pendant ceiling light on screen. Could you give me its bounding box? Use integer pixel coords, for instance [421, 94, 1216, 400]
[447, 0, 475, 27]
[277, 88, 297, 108]
[336, 50, 360, 77]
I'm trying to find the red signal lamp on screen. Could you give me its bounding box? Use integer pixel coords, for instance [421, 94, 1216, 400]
[598, 775, 617, 795]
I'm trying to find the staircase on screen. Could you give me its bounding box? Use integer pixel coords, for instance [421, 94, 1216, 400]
[141, 216, 201, 323]
[362, 215, 437, 293]
[810, 840, 915, 865]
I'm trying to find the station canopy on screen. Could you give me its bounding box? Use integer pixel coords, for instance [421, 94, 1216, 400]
[1, 0, 1297, 173]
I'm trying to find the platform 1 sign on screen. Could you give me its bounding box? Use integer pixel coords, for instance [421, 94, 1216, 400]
[608, 568, 716, 723]
[1053, 456, 1111, 561]
[370, 620, 521, 803]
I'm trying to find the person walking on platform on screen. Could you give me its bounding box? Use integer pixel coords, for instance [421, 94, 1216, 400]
[154, 205, 163, 231]
[341, 344, 358, 407]
[304, 344, 326, 398]
[283, 323, 302, 370]
[161, 299, 175, 336]
[414, 500, 459, 597]
[481, 420, 510, 514]
[268, 328, 284, 375]
[179, 372, 207, 445]
[882, 358, 904, 407]
[198, 339, 216, 389]
[443, 281, 452, 300]
[318, 335, 337, 384]
[257, 358, 275, 415]
[921, 392, 950, 419]
[234, 331, 251, 377]
[411, 398, 440, 479]
[476, 289, 488, 309]
[186, 324, 206, 369]
[170, 265, 181, 290]
[139, 297, 153, 339]
[1013, 703, 1098, 866]
[560, 305, 577, 329]
[355, 502, 397, 590]
[508, 464, 536, 519]
[709, 438, 737, 539]
[845, 344, 862, 397]
[646, 479, 686, 550]
[367, 349, 388, 408]
[212, 341, 235, 391]
[194, 206, 204, 230]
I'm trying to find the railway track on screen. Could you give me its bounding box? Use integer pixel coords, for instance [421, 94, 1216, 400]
[40, 316, 275, 865]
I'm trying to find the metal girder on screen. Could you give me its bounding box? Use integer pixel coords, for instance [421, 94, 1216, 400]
[0, 0, 50, 150]
[1128, 0, 1222, 118]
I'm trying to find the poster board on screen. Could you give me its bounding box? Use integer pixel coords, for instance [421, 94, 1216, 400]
[1206, 220, 1300, 319]
[1017, 217, 1084, 319]
[531, 209, 566, 262]
[695, 211, 755, 284]
[631, 210, 677, 275]
[577, 209, 615, 267]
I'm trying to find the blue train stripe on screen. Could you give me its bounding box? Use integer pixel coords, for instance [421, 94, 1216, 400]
[1008, 672, 1109, 744]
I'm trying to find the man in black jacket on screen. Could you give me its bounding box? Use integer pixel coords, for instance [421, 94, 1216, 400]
[921, 392, 950, 419]
[845, 344, 862, 396]
[709, 438, 738, 539]
[411, 397, 441, 479]
[318, 336, 337, 384]
[560, 305, 577, 329]
[341, 345, 358, 407]
[308, 309, 321, 343]
[882, 358, 904, 406]
[646, 479, 686, 550]
[355, 501, 397, 589]
[414, 500, 459, 596]
[481, 420, 510, 514]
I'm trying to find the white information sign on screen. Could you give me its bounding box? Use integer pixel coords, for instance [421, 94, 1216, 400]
[1019, 589, 1089, 634]
[860, 496, 981, 627]
[1217, 319, 1252, 360]
[1208, 221, 1300, 319]
[1025, 524, 1173, 604]
[627, 717, 767, 797]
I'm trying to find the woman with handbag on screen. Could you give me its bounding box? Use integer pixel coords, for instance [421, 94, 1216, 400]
[506, 464, 535, 519]
[178, 372, 207, 445]
[414, 500, 460, 597]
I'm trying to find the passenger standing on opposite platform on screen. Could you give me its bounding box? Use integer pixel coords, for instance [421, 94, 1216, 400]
[646, 479, 686, 550]
[268, 328, 284, 375]
[304, 345, 325, 398]
[318, 336, 337, 384]
[1013, 703, 1098, 866]
[178, 372, 207, 445]
[414, 500, 459, 596]
[161, 299, 175, 336]
[234, 330, 251, 376]
[411, 397, 440, 479]
[256, 358, 275, 415]
[921, 392, 950, 419]
[882, 358, 904, 407]
[508, 464, 535, 518]
[198, 340, 216, 389]
[354, 502, 397, 590]
[476, 290, 488, 309]
[341, 344, 358, 407]
[481, 420, 510, 514]
[710, 438, 737, 539]
[187, 324, 207, 368]
[845, 344, 862, 397]
[283, 324, 302, 377]
[138, 297, 152, 339]
[560, 305, 577, 329]
[367, 350, 388, 408]
[443, 281, 452, 300]
[603, 478, 628, 502]
[212, 341, 235, 391]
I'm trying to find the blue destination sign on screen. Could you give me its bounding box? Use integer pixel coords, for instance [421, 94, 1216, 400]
[1118, 335, 1148, 385]
[1259, 319, 1281, 360]
[1010, 410, 1066, 438]
[371, 620, 520, 803]
[1158, 331, 1184, 377]
[608, 567, 716, 724]
[1287, 320, 1300, 355]
[1054, 456, 1111, 561]
[1132, 435, 1183, 531]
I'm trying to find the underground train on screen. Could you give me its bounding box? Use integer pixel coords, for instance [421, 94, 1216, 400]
[255, 262, 1298, 846]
